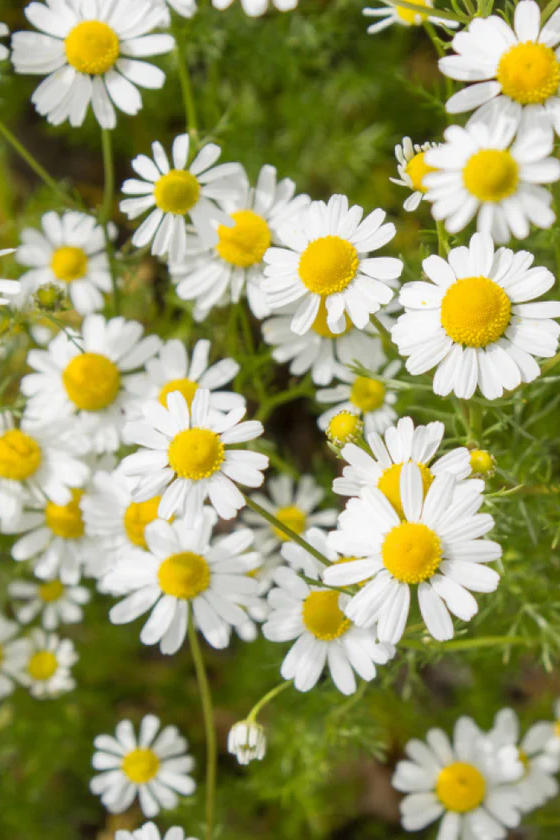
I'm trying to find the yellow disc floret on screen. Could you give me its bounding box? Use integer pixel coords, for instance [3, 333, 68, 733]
[405, 151, 436, 193]
[39, 580, 65, 603]
[441, 276, 511, 348]
[168, 428, 225, 480]
[158, 551, 211, 599]
[469, 449, 496, 477]
[0, 429, 42, 481]
[377, 462, 434, 520]
[326, 411, 363, 446]
[122, 748, 160, 784]
[158, 378, 198, 410]
[382, 522, 442, 584]
[272, 505, 307, 541]
[436, 761, 486, 813]
[302, 590, 351, 640]
[154, 170, 200, 215]
[311, 298, 352, 338]
[350, 376, 386, 413]
[63, 352, 121, 412]
[463, 150, 519, 203]
[45, 489, 85, 540]
[51, 246, 88, 283]
[395, 0, 430, 24]
[498, 42, 560, 105]
[299, 236, 359, 295]
[217, 210, 271, 267]
[123, 497, 162, 549]
[27, 650, 58, 681]
[65, 21, 120, 76]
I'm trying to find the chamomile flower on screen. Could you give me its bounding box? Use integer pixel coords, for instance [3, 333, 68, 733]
[543, 700, 560, 757]
[17, 629, 78, 699]
[0, 248, 21, 305]
[391, 138, 438, 212]
[393, 717, 523, 838]
[121, 388, 268, 525]
[107, 511, 261, 652]
[263, 565, 394, 694]
[392, 232, 560, 399]
[120, 135, 243, 261]
[171, 164, 309, 320]
[153, 0, 197, 25]
[0, 615, 28, 699]
[116, 824, 199, 840]
[423, 117, 560, 243]
[242, 475, 338, 557]
[324, 463, 501, 644]
[212, 0, 297, 16]
[228, 721, 267, 766]
[280, 524, 357, 578]
[16, 212, 116, 315]
[262, 195, 402, 335]
[21, 315, 160, 453]
[90, 715, 196, 817]
[0, 23, 9, 62]
[364, 0, 458, 34]
[8, 578, 90, 630]
[316, 360, 400, 437]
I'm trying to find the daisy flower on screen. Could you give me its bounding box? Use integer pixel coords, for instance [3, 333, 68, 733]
[263, 565, 394, 694]
[17, 629, 78, 699]
[0, 248, 21, 305]
[16, 211, 116, 315]
[120, 135, 244, 261]
[21, 314, 160, 453]
[440, 1, 560, 143]
[324, 463, 501, 644]
[8, 578, 90, 629]
[121, 388, 268, 525]
[171, 164, 309, 320]
[393, 716, 523, 838]
[242, 475, 338, 558]
[262, 194, 402, 335]
[363, 0, 458, 35]
[154, 0, 197, 25]
[423, 117, 560, 243]
[392, 232, 560, 400]
[0, 615, 28, 699]
[0, 23, 9, 62]
[116, 824, 199, 840]
[106, 511, 262, 652]
[90, 715, 196, 817]
[391, 138, 438, 212]
[316, 360, 400, 438]
[11, 0, 174, 129]
[211, 0, 298, 17]
[228, 721, 267, 766]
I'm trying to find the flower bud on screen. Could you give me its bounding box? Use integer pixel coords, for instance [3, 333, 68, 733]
[227, 720, 266, 765]
[469, 449, 496, 478]
[326, 411, 363, 447]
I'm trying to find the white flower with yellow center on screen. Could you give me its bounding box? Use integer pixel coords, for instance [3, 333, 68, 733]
[21, 314, 160, 453]
[423, 118, 560, 243]
[324, 463, 501, 644]
[263, 565, 394, 694]
[440, 1, 560, 143]
[211, 0, 297, 17]
[120, 135, 244, 262]
[393, 717, 523, 839]
[391, 137, 438, 212]
[0, 615, 28, 699]
[392, 232, 560, 400]
[262, 194, 402, 335]
[16, 211, 116, 315]
[116, 823, 199, 840]
[0, 248, 21, 306]
[316, 360, 400, 438]
[153, 0, 197, 26]
[11, 0, 174, 129]
[90, 715, 196, 817]
[121, 388, 268, 525]
[107, 511, 262, 652]
[171, 164, 309, 321]
[363, 0, 458, 35]
[17, 629, 78, 699]
[8, 578, 90, 629]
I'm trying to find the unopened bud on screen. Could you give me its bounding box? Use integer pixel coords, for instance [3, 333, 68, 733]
[326, 411, 363, 447]
[33, 283, 69, 313]
[469, 449, 496, 478]
[227, 720, 266, 766]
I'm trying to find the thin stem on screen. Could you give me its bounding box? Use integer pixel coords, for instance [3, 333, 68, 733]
[542, 0, 560, 25]
[243, 495, 330, 567]
[369, 313, 393, 346]
[188, 613, 217, 840]
[175, 43, 198, 136]
[436, 220, 450, 257]
[541, 351, 560, 376]
[247, 680, 292, 722]
[99, 129, 120, 315]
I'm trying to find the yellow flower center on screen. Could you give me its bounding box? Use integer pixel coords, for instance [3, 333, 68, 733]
[436, 762, 486, 813]
[272, 505, 307, 541]
[39, 580, 65, 603]
[382, 522, 442, 584]
[497, 41, 560, 105]
[298, 236, 359, 295]
[158, 378, 198, 410]
[168, 428, 225, 480]
[158, 551, 211, 599]
[121, 748, 160, 784]
[302, 590, 351, 641]
[123, 497, 162, 549]
[50, 246, 88, 283]
[518, 749, 530, 776]
[45, 489, 85, 540]
[463, 149, 519, 203]
[154, 170, 200, 215]
[396, 0, 430, 23]
[350, 376, 386, 413]
[311, 298, 352, 338]
[440, 276, 511, 348]
[64, 20, 120, 76]
[27, 650, 58, 681]
[216, 209, 271, 268]
[326, 411, 363, 445]
[405, 151, 436, 193]
[469, 449, 495, 477]
[62, 352, 121, 412]
[377, 462, 434, 520]
[0, 429, 42, 481]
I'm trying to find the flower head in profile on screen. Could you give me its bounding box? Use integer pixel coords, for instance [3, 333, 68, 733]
[212, 0, 297, 17]
[8, 578, 90, 630]
[116, 823, 199, 840]
[363, 0, 458, 35]
[17, 629, 78, 699]
[228, 721, 267, 766]
[391, 138, 438, 212]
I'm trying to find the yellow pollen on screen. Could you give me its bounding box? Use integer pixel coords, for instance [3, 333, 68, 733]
[326, 411, 363, 446]
[463, 149, 519, 203]
[498, 41, 560, 105]
[39, 580, 65, 603]
[436, 762, 486, 813]
[382, 522, 442, 584]
[441, 276, 511, 348]
[65, 20, 119, 76]
[272, 505, 307, 541]
[45, 489, 85, 540]
[27, 650, 58, 681]
[217, 209, 271, 267]
[469, 449, 496, 477]
[62, 352, 121, 412]
[51, 246, 88, 283]
[302, 590, 351, 641]
[405, 151, 436, 193]
[122, 748, 160, 784]
[396, 0, 430, 23]
[311, 298, 353, 338]
[377, 462, 434, 520]
[158, 551, 211, 599]
[123, 497, 163, 549]
[298, 236, 359, 295]
[154, 170, 200, 215]
[0, 429, 42, 481]
[350, 376, 386, 413]
[168, 428, 225, 480]
[158, 378, 198, 410]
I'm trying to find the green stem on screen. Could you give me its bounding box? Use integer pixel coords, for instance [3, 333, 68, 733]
[542, 0, 560, 25]
[436, 220, 450, 257]
[243, 495, 330, 567]
[247, 680, 292, 722]
[369, 313, 393, 346]
[188, 613, 217, 840]
[541, 351, 560, 376]
[400, 635, 530, 652]
[99, 129, 120, 315]
[388, 0, 468, 22]
[175, 43, 198, 136]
